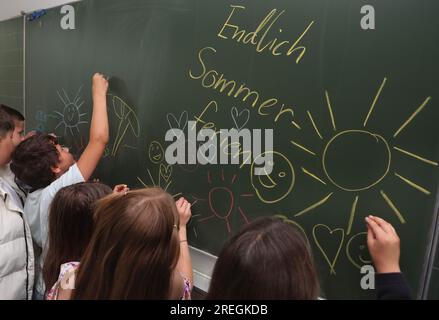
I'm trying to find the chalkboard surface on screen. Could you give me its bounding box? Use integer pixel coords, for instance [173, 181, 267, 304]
[25, 0, 439, 299]
[0, 17, 23, 111]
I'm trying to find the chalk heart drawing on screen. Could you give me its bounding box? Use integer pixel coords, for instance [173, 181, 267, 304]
[167, 111, 188, 137]
[160, 164, 173, 182]
[231, 107, 250, 130]
[346, 232, 372, 269]
[312, 224, 345, 276]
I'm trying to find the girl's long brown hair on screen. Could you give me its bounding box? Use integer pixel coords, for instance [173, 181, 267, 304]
[43, 182, 112, 292]
[207, 216, 320, 299]
[72, 188, 180, 299]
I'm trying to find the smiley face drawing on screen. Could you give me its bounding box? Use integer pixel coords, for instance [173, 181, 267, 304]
[64, 104, 80, 126]
[148, 141, 164, 164]
[346, 232, 372, 269]
[250, 151, 295, 204]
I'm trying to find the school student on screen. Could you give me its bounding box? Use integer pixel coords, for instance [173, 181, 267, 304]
[0, 108, 34, 299]
[206, 216, 319, 299]
[70, 188, 193, 300]
[0, 104, 34, 202]
[10, 73, 109, 299]
[206, 215, 411, 300]
[43, 182, 114, 300]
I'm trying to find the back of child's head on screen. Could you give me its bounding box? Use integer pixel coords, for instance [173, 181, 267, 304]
[72, 187, 180, 299]
[10, 133, 59, 190]
[0, 104, 24, 122]
[0, 107, 15, 165]
[207, 216, 320, 300]
[0, 107, 14, 139]
[43, 182, 113, 291]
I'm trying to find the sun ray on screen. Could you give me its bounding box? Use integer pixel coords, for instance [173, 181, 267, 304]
[147, 169, 156, 186]
[221, 169, 225, 182]
[57, 91, 67, 106]
[363, 77, 387, 127]
[294, 193, 333, 217]
[62, 89, 71, 104]
[238, 206, 250, 224]
[240, 193, 254, 197]
[53, 111, 64, 118]
[325, 90, 336, 131]
[231, 174, 237, 184]
[380, 190, 406, 223]
[393, 146, 438, 166]
[394, 172, 431, 195]
[307, 111, 323, 139]
[172, 192, 182, 198]
[79, 113, 87, 117]
[193, 227, 198, 238]
[290, 140, 317, 156]
[292, 121, 301, 130]
[54, 122, 64, 132]
[347, 195, 359, 235]
[198, 215, 215, 222]
[301, 167, 327, 185]
[77, 101, 85, 109]
[78, 121, 88, 125]
[207, 171, 212, 184]
[393, 96, 432, 138]
[137, 177, 148, 188]
[75, 85, 83, 97]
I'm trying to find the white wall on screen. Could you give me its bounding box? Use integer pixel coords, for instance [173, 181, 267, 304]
[0, 0, 80, 21]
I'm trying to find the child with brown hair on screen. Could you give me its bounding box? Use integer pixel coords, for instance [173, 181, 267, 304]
[67, 188, 193, 299]
[11, 73, 109, 299]
[44, 181, 129, 300]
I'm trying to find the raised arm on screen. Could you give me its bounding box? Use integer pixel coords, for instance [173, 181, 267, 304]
[175, 197, 193, 287]
[77, 73, 109, 180]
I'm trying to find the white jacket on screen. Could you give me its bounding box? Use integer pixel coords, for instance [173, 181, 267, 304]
[0, 177, 34, 299]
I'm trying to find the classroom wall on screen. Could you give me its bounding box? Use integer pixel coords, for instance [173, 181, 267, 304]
[0, 0, 80, 21]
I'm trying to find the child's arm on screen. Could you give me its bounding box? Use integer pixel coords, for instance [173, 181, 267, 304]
[366, 215, 412, 299]
[366, 215, 400, 273]
[175, 197, 194, 287]
[76, 73, 109, 180]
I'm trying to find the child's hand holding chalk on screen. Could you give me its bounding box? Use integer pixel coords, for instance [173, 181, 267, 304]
[113, 184, 129, 194]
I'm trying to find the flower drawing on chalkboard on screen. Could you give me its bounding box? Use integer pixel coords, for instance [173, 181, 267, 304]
[290, 77, 437, 234]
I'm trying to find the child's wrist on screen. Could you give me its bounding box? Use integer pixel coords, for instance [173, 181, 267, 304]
[376, 263, 401, 274]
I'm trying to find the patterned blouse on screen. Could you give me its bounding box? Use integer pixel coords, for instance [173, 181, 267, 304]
[46, 261, 79, 300]
[46, 262, 191, 300]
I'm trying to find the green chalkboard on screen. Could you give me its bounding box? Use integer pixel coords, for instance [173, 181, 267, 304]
[0, 17, 23, 112]
[24, 0, 439, 299]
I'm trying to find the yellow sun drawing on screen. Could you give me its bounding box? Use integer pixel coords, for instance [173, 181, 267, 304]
[54, 86, 88, 136]
[290, 77, 437, 234]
